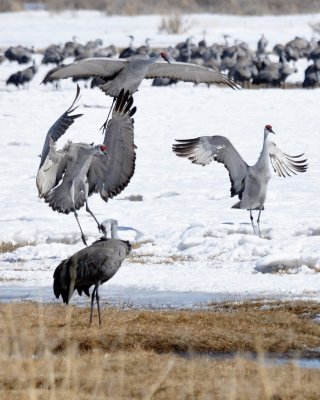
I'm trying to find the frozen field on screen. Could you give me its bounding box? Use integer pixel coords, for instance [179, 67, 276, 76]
[0, 11, 319, 307]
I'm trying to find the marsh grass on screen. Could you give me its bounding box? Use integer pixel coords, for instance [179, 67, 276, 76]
[3, 0, 320, 15]
[158, 14, 191, 35]
[0, 241, 35, 254]
[0, 302, 320, 399]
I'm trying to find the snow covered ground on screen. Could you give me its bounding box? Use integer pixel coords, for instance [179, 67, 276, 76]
[0, 11, 320, 307]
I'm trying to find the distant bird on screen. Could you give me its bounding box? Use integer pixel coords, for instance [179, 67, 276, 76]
[36, 86, 136, 245]
[257, 34, 268, 56]
[6, 61, 38, 88]
[119, 35, 135, 59]
[303, 60, 320, 88]
[173, 125, 308, 236]
[4, 45, 33, 64]
[135, 38, 151, 56]
[42, 44, 64, 65]
[53, 219, 131, 326]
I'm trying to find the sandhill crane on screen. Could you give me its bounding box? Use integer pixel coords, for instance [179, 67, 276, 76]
[53, 219, 131, 326]
[36, 86, 136, 245]
[119, 35, 135, 59]
[173, 125, 308, 236]
[42, 44, 64, 65]
[43, 52, 238, 96]
[44, 52, 237, 126]
[252, 60, 297, 87]
[303, 60, 320, 88]
[4, 45, 33, 64]
[6, 61, 38, 88]
[257, 34, 268, 56]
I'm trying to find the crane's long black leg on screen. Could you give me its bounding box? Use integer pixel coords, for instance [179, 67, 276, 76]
[74, 210, 87, 246]
[100, 97, 116, 134]
[90, 287, 96, 325]
[250, 209, 256, 235]
[96, 286, 101, 327]
[85, 201, 106, 235]
[257, 208, 262, 238]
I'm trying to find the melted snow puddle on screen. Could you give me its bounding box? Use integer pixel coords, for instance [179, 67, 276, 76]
[0, 285, 317, 309]
[0, 285, 247, 308]
[177, 351, 320, 369]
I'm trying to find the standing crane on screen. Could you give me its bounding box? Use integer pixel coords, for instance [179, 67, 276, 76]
[53, 219, 131, 326]
[36, 86, 136, 245]
[172, 125, 308, 236]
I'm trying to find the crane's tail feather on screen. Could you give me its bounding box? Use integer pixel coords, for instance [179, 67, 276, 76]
[231, 201, 241, 209]
[53, 259, 70, 304]
[45, 181, 86, 214]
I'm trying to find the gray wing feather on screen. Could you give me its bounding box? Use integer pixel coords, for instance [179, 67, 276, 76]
[88, 90, 136, 202]
[74, 239, 129, 284]
[268, 141, 308, 177]
[44, 143, 90, 213]
[45, 58, 126, 81]
[173, 136, 249, 197]
[36, 140, 69, 197]
[146, 61, 239, 89]
[39, 84, 82, 169]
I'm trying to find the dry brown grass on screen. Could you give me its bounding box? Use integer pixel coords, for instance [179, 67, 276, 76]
[2, 0, 320, 15]
[0, 302, 319, 399]
[1, 349, 320, 400]
[0, 241, 34, 253]
[1, 301, 319, 355]
[158, 14, 191, 34]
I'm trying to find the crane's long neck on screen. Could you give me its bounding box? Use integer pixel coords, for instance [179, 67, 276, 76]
[256, 130, 270, 169]
[101, 219, 119, 239]
[110, 220, 119, 239]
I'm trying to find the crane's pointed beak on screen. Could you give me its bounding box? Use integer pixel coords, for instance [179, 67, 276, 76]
[99, 145, 108, 155]
[160, 52, 171, 64]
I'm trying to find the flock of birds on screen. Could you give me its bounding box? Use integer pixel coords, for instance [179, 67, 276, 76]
[24, 35, 309, 325]
[1, 32, 320, 89]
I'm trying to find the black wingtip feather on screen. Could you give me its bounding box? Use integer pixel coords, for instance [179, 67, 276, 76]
[129, 106, 136, 117]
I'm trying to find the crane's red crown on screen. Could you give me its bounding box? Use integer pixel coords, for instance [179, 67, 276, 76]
[100, 145, 108, 151]
[265, 124, 273, 131]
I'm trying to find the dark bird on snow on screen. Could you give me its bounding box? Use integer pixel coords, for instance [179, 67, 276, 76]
[53, 219, 131, 325]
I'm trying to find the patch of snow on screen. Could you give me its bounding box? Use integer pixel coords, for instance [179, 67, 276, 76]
[0, 11, 319, 307]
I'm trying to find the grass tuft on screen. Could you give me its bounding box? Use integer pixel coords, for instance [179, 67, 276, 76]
[0, 241, 35, 253]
